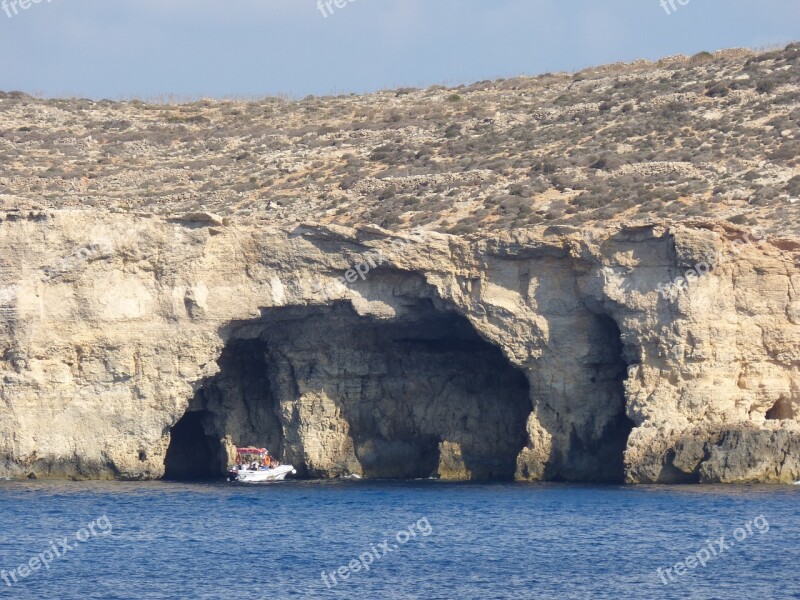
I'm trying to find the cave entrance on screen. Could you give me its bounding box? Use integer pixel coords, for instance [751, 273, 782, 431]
[554, 314, 634, 483]
[331, 307, 532, 481]
[589, 315, 635, 482]
[766, 397, 796, 420]
[167, 300, 533, 481]
[164, 337, 284, 480]
[163, 410, 226, 480]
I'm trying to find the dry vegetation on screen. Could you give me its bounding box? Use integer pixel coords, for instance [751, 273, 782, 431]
[0, 44, 798, 235]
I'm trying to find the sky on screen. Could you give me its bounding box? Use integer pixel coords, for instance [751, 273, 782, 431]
[0, 0, 798, 100]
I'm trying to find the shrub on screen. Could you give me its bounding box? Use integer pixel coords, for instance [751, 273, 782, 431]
[705, 81, 729, 98]
[590, 156, 623, 171]
[690, 51, 714, 65]
[769, 141, 798, 162]
[785, 176, 800, 197]
[755, 79, 776, 94]
[165, 114, 210, 124]
[378, 187, 396, 201]
[444, 124, 461, 139]
[340, 176, 358, 191]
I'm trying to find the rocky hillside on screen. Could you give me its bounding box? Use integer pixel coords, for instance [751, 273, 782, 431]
[0, 44, 798, 235]
[0, 45, 798, 484]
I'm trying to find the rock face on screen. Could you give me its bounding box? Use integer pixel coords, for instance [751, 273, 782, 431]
[1, 210, 799, 483]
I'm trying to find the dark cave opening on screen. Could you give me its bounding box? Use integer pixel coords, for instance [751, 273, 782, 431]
[592, 315, 635, 482]
[561, 314, 634, 483]
[163, 337, 284, 480]
[163, 410, 226, 480]
[346, 312, 532, 480]
[766, 397, 796, 420]
[165, 301, 533, 481]
[598, 315, 636, 483]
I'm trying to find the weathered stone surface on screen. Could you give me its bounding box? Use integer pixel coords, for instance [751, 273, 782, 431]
[0, 211, 798, 483]
[699, 428, 800, 484]
[437, 442, 471, 481]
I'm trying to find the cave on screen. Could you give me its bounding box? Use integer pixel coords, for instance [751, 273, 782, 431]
[164, 300, 533, 481]
[766, 397, 796, 420]
[551, 314, 634, 483]
[590, 315, 635, 482]
[163, 410, 226, 480]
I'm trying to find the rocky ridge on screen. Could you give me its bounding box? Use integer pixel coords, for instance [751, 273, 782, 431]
[0, 210, 797, 483]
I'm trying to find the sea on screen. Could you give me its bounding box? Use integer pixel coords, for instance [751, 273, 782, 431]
[0, 479, 798, 599]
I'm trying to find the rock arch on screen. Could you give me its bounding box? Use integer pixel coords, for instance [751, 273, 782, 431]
[164, 300, 533, 480]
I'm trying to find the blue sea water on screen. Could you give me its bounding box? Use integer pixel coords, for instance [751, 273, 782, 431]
[0, 480, 798, 599]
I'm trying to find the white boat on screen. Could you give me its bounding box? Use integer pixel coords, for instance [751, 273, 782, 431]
[227, 447, 297, 483]
[231, 464, 297, 483]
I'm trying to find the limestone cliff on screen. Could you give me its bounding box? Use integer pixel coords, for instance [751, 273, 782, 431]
[1, 210, 798, 483]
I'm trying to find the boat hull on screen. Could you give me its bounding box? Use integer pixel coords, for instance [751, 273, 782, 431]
[229, 465, 297, 483]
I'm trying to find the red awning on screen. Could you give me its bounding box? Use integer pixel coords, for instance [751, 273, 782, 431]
[236, 447, 267, 455]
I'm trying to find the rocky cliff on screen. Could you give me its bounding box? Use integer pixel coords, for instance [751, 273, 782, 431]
[1, 43, 798, 483]
[1, 210, 798, 483]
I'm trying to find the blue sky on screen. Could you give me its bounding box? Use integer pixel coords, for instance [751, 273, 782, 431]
[0, 0, 798, 100]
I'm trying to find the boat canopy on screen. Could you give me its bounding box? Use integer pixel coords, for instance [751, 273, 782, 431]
[236, 447, 268, 457]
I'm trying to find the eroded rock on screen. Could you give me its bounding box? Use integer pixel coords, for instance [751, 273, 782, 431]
[0, 212, 798, 483]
